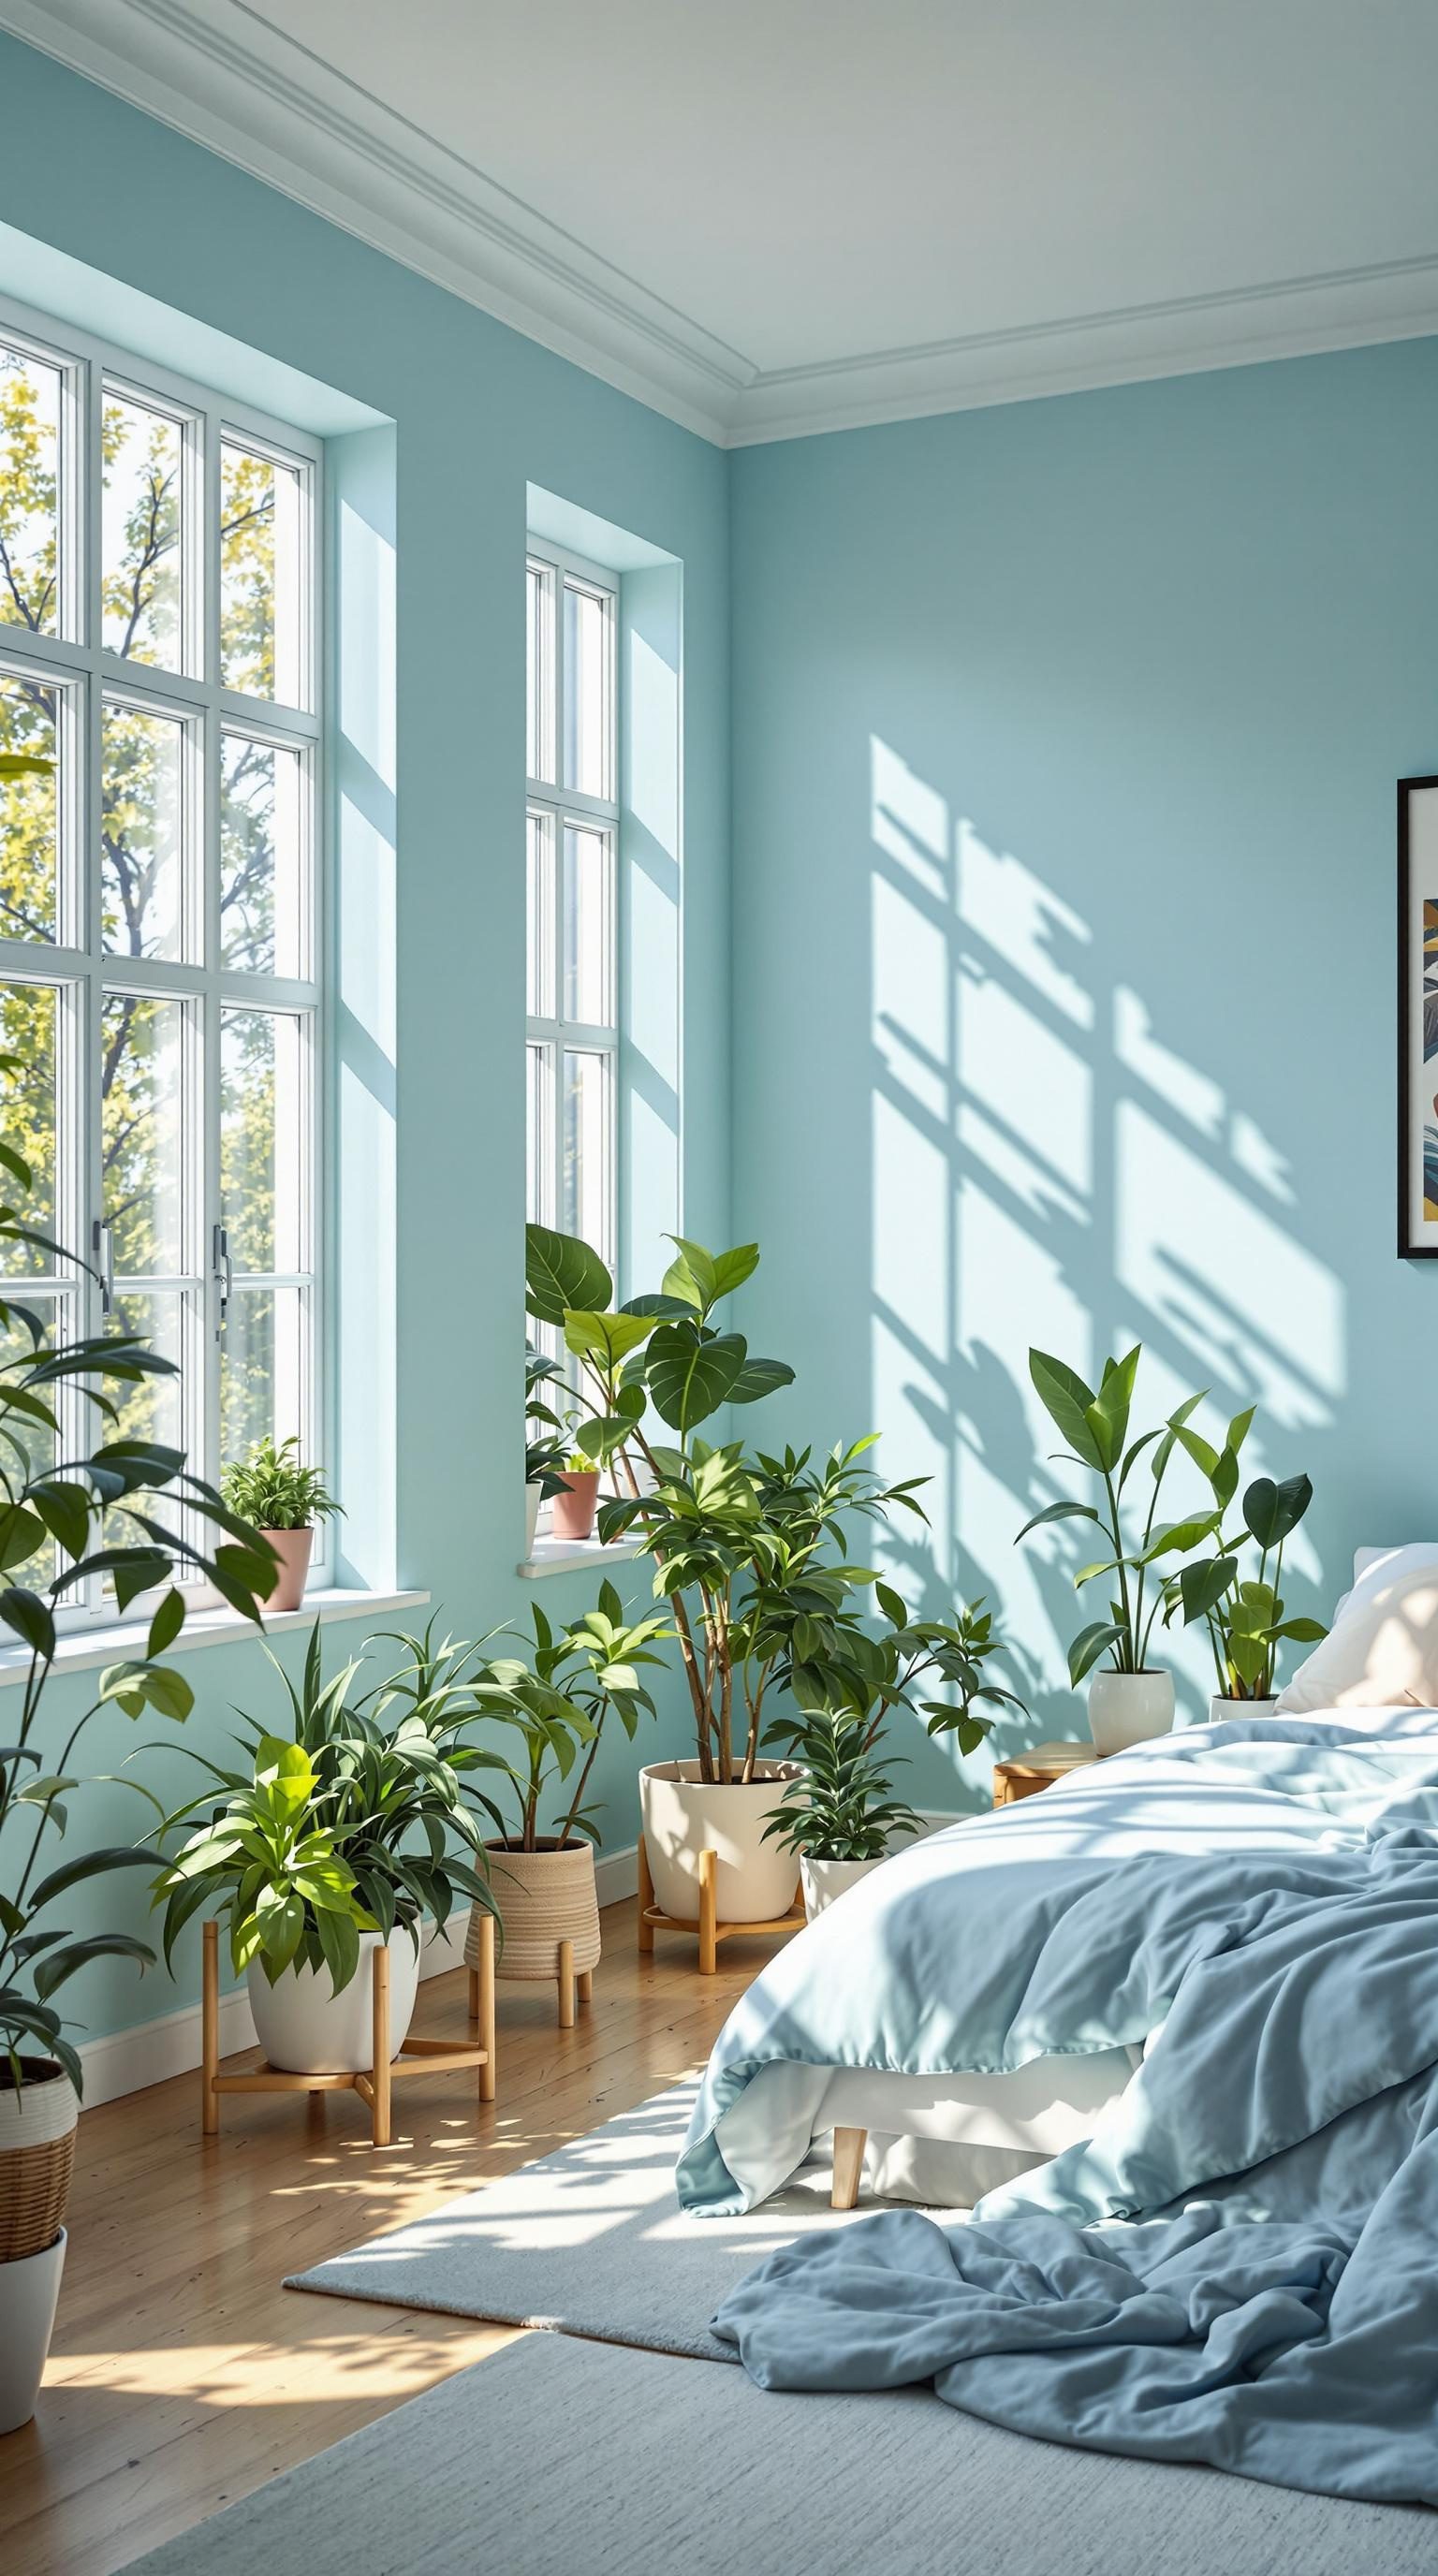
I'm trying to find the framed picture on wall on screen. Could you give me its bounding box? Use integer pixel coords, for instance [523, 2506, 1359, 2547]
[1398, 775, 1438, 1257]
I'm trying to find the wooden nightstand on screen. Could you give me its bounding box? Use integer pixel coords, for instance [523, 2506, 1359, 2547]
[991, 1740, 1104, 1806]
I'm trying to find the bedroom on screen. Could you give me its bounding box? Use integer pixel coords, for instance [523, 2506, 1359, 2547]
[1, 3, 1437, 2568]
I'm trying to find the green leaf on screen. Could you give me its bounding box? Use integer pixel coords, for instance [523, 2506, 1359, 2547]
[0, 1506, 47, 1573]
[29, 1844, 157, 1910]
[1140, 1511, 1221, 1562]
[1178, 1554, 1239, 1623]
[1013, 1498, 1103, 1545]
[645, 1325, 747, 1433]
[1084, 1346, 1139, 1473]
[148, 1588, 185, 1658]
[1028, 1351, 1103, 1470]
[29, 1480, 91, 1562]
[1243, 1472, 1313, 1551]
[1066, 1619, 1128, 1686]
[0, 1587, 54, 1660]
[33, 1933, 154, 2001]
[874, 1580, 908, 1629]
[1272, 1617, 1327, 1644]
[727, 1355, 795, 1404]
[562, 1309, 653, 1368]
[525, 1224, 612, 1327]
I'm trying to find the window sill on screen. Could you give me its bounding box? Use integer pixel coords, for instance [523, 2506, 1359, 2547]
[0, 1588, 432, 1688]
[518, 1537, 643, 1581]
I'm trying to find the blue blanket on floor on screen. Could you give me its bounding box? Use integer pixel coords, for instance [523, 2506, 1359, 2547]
[699, 1713, 1438, 2504]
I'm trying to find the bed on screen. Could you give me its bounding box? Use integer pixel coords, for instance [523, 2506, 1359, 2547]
[678, 1544, 1438, 2220]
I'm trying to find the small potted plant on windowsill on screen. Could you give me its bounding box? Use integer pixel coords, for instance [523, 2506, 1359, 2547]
[551, 1452, 602, 1544]
[221, 1436, 344, 1613]
[524, 1346, 571, 1555]
[766, 1591, 1029, 1917]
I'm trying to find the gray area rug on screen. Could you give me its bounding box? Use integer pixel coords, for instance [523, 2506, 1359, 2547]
[288, 2080, 871, 2361]
[122, 2326, 1433, 2576]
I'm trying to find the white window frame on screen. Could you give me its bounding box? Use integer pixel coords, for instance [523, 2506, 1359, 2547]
[0, 293, 327, 1625]
[525, 535, 619, 1272]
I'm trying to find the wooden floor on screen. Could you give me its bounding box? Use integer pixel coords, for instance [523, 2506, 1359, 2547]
[4, 1897, 764, 2576]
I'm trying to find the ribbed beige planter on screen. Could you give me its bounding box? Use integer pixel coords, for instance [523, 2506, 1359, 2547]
[639, 1761, 803, 1925]
[469, 1840, 600, 2026]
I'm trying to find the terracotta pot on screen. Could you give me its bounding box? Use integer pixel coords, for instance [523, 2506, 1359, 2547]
[246, 1928, 419, 2073]
[472, 1839, 600, 1980]
[639, 1760, 804, 1925]
[550, 1471, 599, 1544]
[261, 1525, 314, 1613]
[1088, 1668, 1175, 1754]
[0, 2059, 78, 2264]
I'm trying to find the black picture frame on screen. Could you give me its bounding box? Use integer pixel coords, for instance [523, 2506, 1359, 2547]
[1398, 774, 1438, 1258]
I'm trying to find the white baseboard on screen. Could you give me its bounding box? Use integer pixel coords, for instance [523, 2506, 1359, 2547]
[77, 1846, 643, 2115]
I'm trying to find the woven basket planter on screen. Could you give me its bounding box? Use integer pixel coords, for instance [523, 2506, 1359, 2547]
[0, 2059, 79, 2262]
[470, 1839, 601, 1983]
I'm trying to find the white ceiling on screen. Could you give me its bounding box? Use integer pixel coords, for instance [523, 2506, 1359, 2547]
[8, 0, 1438, 442]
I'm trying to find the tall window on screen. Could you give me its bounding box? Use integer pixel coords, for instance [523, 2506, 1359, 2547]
[0, 300, 323, 1618]
[525, 538, 618, 1277]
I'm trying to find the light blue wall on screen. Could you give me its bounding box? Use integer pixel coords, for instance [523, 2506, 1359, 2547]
[0, 34, 730, 2042]
[731, 343, 1438, 1805]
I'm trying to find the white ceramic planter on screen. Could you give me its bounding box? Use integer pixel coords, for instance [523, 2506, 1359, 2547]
[246, 1928, 420, 2073]
[639, 1760, 803, 1925]
[1210, 1694, 1276, 1728]
[0, 2228, 66, 2435]
[800, 1854, 884, 1920]
[1088, 1668, 1175, 1755]
[524, 1482, 542, 1555]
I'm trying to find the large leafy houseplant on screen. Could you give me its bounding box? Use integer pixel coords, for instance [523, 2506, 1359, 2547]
[765, 1593, 1028, 1861]
[526, 1225, 957, 1794]
[1017, 1346, 1224, 1685]
[150, 1621, 500, 1993]
[466, 1587, 672, 1852]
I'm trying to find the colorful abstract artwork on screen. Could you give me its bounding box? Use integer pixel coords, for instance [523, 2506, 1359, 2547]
[1399, 781, 1438, 1254]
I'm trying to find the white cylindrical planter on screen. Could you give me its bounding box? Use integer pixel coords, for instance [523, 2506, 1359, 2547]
[1088, 1669, 1175, 1755]
[1210, 1695, 1276, 1727]
[247, 1928, 420, 2073]
[800, 1854, 884, 1920]
[523, 1483, 542, 1556]
[639, 1761, 803, 1925]
[0, 2228, 66, 2435]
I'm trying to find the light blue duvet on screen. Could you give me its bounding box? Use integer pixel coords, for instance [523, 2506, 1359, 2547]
[686, 1710, 1438, 2505]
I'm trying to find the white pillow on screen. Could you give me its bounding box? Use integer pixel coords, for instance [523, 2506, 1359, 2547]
[1277, 1545, 1438, 1712]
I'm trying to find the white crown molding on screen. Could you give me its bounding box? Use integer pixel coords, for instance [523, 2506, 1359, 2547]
[6, 0, 1438, 449]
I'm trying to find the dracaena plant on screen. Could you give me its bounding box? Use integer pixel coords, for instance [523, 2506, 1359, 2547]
[150, 1620, 500, 1992]
[1018, 1346, 1224, 1684]
[1161, 1436, 1327, 1700]
[221, 1435, 343, 1533]
[0, 1120, 275, 2092]
[765, 1590, 1028, 1860]
[465, 1586, 673, 1851]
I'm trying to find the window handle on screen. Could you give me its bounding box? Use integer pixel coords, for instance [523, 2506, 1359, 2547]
[92, 1219, 114, 1318]
[213, 1223, 232, 1340]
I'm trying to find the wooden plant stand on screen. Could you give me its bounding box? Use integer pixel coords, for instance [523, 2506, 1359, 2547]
[467, 1941, 593, 2042]
[201, 1914, 495, 2148]
[637, 1837, 805, 1976]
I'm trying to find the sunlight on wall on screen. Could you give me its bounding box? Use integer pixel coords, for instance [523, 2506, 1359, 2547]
[869, 732, 1346, 1750]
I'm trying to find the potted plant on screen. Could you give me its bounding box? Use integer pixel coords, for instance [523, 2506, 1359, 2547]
[524, 1346, 570, 1554]
[765, 1591, 1029, 1915]
[0, 1132, 274, 2433]
[221, 1436, 343, 1612]
[526, 1222, 941, 1926]
[150, 1622, 499, 2074]
[551, 1450, 601, 1544]
[1018, 1346, 1217, 1753]
[1162, 1444, 1327, 1719]
[460, 1586, 670, 1995]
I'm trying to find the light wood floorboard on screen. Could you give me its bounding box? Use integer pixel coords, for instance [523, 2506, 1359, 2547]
[5, 1898, 766, 2576]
